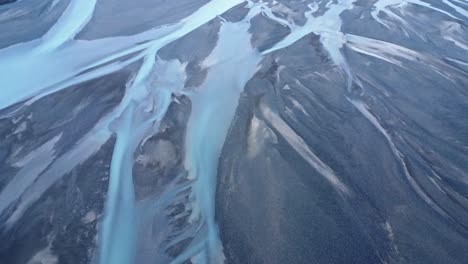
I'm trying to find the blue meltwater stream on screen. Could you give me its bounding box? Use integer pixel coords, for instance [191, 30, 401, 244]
[0, 0, 368, 263]
[96, 1, 260, 264]
[181, 20, 261, 264]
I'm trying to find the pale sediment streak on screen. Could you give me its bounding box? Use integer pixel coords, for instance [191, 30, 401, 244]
[4, 130, 111, 227]
[256, 0, 463, 91]
[371, 0, 459, 27]
[370, 0, 468, 43]
[260, 104, 350, 195]
[346, 33, 467, 82]
[348, 99, 450, 219]
[441, 0, 468, 18]
[440, 21, 468, 51]
[257, 0, 464, 90]
[0, 134, 61, 216]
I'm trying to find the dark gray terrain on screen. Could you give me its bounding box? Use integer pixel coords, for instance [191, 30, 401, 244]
[0, 0, 467, 264]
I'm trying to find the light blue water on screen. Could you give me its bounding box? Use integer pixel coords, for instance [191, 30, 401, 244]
[183, 20, 261, 263]
[99, 103, 138, 264]
[97, 1, 247, 263]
